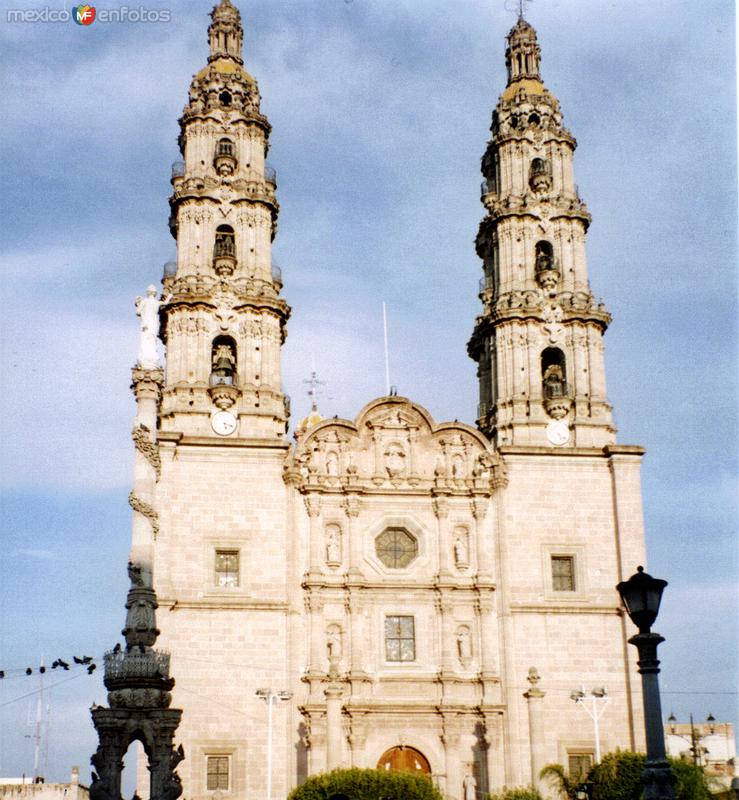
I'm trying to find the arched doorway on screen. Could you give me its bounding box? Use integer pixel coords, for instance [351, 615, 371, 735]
[377, 746, 431, 775]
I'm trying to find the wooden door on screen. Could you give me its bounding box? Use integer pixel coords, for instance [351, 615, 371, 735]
[377, 746, 431, 774]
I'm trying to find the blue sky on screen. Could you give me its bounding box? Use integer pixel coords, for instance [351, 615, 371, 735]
[1, 0, 736, 783]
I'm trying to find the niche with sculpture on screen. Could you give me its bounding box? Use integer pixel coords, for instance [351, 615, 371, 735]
[213, 225, 236, 276]
[326, 624, 342, 665]
[456, 625, 473, 668]
[529, 157, 552, 193]
[534, 239, 560, 292]
[214, 137, 237, 176]
[453, 526, 470, 570]
[209, 336, 239, 410]
[325, 523, 342, 568]
[541, 347, 572, 419]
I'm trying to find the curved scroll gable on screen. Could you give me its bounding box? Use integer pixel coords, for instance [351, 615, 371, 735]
[288, 396, 505, 494]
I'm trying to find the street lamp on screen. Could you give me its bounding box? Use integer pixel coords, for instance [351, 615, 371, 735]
[616, 566, 675, 800]
[570, 686, 610, 763]
[256, 688, 293, 800]
[666, 712, 715, 768]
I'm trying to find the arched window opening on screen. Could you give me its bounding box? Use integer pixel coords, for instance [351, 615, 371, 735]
[541, 347, 567, 399]
[218, 90, 232, 107]
[211, 336, 237, 386]
[535, 240, 555, 272]
[528, 112, 540, 127]
[213, 225, 236, 276]
[214, 138, 237, 176]
[216, 138, 234, 157]
[530, 157, 552, 192]
[214, 225, 235, 258]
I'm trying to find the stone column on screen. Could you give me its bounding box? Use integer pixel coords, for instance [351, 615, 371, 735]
[523, 667, 546, 793]
[347, 589, 365, 677]
[324, 662, 344, 771]
[342, 494, 362, 577]
[476, 593, 500, 696]
[307, 593, 325, 675]
[433, 495, 452, 579]
[304, 494, 322, 577]
[472, 497, 493, 583]
[129, 367, 163, 581]
[438, 594, 455, 674]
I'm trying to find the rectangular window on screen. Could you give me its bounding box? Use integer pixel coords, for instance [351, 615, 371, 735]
[215, 550, 239, 588]
[568, 752, 593, 781]
[206, 756, 230, 791]
[385, 615, 415, 662]
[551, 555, 576, 591]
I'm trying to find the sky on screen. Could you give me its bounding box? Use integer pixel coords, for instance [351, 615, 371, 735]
[0, 0, 737, 785]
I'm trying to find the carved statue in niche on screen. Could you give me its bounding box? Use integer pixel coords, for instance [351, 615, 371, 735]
[384, 442, 406, 478]
[454, 533, 469, 567]
[326, 627, 341, 661]
[457, 627, 472, 661]
[452, 453, 465, 479]
[543, 364, 566, 398]
[325, 450, 339, 477]
[325, 526, 341, 565]
[463, 773, 477, 800]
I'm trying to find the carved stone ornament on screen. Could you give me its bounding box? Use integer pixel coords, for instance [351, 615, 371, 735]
[132, 425, 161, 480]
[128, 491, 160, 539]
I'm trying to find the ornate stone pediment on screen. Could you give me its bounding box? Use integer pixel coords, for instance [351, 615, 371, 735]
[286, 397, 505, 495]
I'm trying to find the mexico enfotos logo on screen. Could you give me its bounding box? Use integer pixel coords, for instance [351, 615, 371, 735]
[6, 5, 172, 23]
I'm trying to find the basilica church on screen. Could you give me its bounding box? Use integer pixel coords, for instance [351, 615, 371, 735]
[120, 2, 648, 798]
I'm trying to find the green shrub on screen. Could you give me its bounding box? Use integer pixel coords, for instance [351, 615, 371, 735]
[588, 751, 644, 800]
[487, 786, 544, 800]
[587, 751, 711, 800]
[287, 767, 443, 800]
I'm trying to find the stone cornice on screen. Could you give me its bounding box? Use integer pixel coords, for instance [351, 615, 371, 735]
[158, 597, 289, 611]
[301, 578, 495, 594]
[509, 603, 621, 614]
[157, 432, 289, 450]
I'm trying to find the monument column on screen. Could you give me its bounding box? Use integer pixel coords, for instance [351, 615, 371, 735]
[523, 667, 546, 793]
[324, 661, 344, 770]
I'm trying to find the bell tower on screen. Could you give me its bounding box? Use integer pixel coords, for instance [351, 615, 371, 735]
[161, 0, 289, 439]
[468, 17, 615, 448]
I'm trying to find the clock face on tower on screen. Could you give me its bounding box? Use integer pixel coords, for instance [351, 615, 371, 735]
[546, 420, 570, 447]
[211, 410, 237, 436]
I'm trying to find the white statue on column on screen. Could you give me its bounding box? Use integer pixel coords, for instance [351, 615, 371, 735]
[135, 285, 169, 368]
[463, 772, 477, 800]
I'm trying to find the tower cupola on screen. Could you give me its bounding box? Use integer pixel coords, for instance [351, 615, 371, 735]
[208, 0, 244, 65]
[505, 18, 541, 84]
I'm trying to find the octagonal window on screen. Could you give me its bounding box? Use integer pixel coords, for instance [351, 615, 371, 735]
[376, 527, 418, 569]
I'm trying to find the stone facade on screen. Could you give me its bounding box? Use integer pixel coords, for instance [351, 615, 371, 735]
[0, 770, 88, 800]
[129, 4, 648, 799]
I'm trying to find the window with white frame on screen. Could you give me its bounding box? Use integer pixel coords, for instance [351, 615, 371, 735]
[384, 615, 415, 662]
[551, 554, 576, 592]
[215, 550, 239, 588]
[567, 751, 593, 781]
[206, 755, 230, 791]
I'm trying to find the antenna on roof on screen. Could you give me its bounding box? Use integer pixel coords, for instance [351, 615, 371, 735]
[382, 302, 391, 396]
[303, 367, 325, 412]
[504, 0, 532, 20]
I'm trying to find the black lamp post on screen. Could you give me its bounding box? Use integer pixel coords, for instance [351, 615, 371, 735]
[616, 566, 675, 800]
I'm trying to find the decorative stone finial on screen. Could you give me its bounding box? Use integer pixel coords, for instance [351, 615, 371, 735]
[527, 666, 540, 686]
[122, 561, 160, 651]
[505, 17, 541, 84]
[208, 0, 244, 64]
